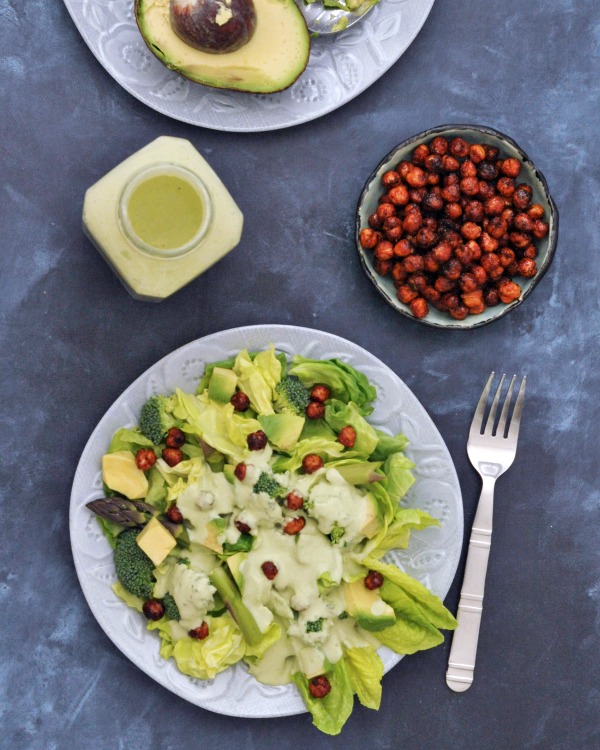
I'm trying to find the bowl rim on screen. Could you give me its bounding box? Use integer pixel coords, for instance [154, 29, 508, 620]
[355, 123, 560, 330]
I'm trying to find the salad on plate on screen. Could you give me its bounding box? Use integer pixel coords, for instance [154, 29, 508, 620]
[86, 346, 457, 734]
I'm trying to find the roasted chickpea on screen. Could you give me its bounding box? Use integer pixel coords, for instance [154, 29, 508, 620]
[338, 426, 357, 448]
[381, 170, 401, 188]
[374, 259, 393, 276]
[513, 184, 533, 210]
[509, 231, 532, 249]
[469, 143, 487, 164]
[283, 516, 306, 535]
[409, 187, 427, 204]
[378, 193, 394, 205]
[412, 143, 430, 164]
[462, 289, 484, 309]
[444, 202, 463, 221]
[393, 238, 414, 258]
[285, 491, 304, 510]
[435, 276, 456, 293]
[234, 462, 247, 481]
[517, 258, 538, 278]
[527, 203, 545, 220]
[484, 287, 500, 306]
[409, 297, 429, 319]
[448, 305, 467, 320]
[461, 221, 482, 241]
[485, 145, 500, 161]
[163, 506, 183, 527]
[449, 137, 470, 158]
[532, 219, 549, 239]
[376, 203, 396, 220]
[391, 262, 407, 285]
[247, 430, 268, 451]
[432, 241, 453, 263]
[513, 213, 533, 232]
[143, 600, 165, 621]
[310, 384, 331, 403]
[306, 401, 325, 420]
[164, 427, 185, 449]
[397, 160, 412, 178]
[402, 254, 425, 274]
[484, 195, 505, 216]
[396, 284, 418, 304]
[459, 272, 479, 293]
[443, 258, 462, 280]
[422, 191, 444, 213]
[302, 454, 323, 474]
[477, 180, 496, 200]
[368, 212, 383, 229]
[441, 292, 460, 309]
[522, 243, 538, 259]
[486, 217, 508, 239]
[364, 570, 384, 590]
[162, 448, 183, 467]
[501, 207, 515, 225]
[388, 184, 410, 205]
[477, 161, 498, 181]
[261, 561, 278, 580]
[424, 154, 443, 173]
[309, 676, 331, 699]
[430, 136, 449, 155]
[383, 215, 403, 241]
[359, 227, 379, 249]
[464, 200, 484, 223]
[496, 176, 515, 199]
[460, 177, 479, 196]
[407, 272, 428, 294]
[403, 211, 423, 235]
[460, 160, 478, 179]
[454, 244, 473, 266]
[465, 239, 482, 261]
[498, 278, 522, 303]
[235, 519, 251, 534]
[189, 622, 209, 640]
[231, 391, 250, 411]
[423, 253, 441, 273]
[135, 449, 157, 471]
[406, 166, 427, 188]
[480, 252, 500, 274]
[440, 183, 461, 203]
[498, 247, 516, 268]
[374, 240, 394, 261]
[427, 172, 440, 186]
[416, 227, 437, 248]
[442, 154, 460, 172]
[422, 285, 441, 304]
[471, 264, 488, 286]
[500, 157, 521, 178]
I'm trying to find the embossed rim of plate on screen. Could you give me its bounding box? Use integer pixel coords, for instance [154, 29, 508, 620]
[70, 324, 463, 717]
[61, 0, 436, 132]
[355, 124, 559, 329]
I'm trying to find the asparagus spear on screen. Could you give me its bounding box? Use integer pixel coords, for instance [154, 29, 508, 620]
[86, 497, 159, 527]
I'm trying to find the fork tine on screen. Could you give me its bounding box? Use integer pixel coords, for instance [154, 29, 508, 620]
[496, 374, 516, 437]
[484, 374, 506, 435]
[469, 372, 495, 438]
[507, 376, 527, 443]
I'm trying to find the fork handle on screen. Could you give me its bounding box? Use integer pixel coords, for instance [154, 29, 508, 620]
[446, 476, 495, 692]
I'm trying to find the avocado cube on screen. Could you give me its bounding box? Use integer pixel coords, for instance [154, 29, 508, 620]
[208, 367, 238, 403]
[343, 580, 396, 631]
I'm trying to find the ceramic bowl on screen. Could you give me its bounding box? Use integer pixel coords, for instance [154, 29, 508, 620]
[355, 124, 559, 329]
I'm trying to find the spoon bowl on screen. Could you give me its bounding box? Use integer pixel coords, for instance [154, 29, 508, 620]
[298, 1, 374, 34]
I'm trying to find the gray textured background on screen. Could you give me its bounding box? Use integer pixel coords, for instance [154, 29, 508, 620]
[2, 0, 599, 748]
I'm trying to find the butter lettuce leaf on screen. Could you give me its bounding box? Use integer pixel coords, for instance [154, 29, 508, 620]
[244, 621, 282, 660]
[232, 347, 282, 415]
[272, 437, 346, 473]
[108, 427, 154, 454]
[197, 350, 287, 393]
[324, 399, 379, 456]
[370, 429, 410, 462]
[289, 356, 376, 415]
[112, 581, 144, 612]
[343, 646, 383, 710]
[381, 452, 415, 502]
[366, 508, 440, 559]
[363, 557, 457, 631]
[148, 614, 245, 680]
[373, 612, 445, 654]
[293, 658, 355, 735]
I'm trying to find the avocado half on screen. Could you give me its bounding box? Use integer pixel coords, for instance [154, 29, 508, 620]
[135, 0, 311, 94]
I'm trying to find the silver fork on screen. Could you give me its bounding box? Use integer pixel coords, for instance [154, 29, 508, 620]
[446, 373, 527, 692]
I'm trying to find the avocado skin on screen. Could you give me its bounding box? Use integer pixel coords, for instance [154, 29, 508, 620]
[344, 580, 396, 632]
[258, 414, 305, 452]
[134, 0, 310, 95]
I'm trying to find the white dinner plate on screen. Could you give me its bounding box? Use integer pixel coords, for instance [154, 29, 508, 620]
[63, 1, 435, 132]
[70, 324, 463, 717]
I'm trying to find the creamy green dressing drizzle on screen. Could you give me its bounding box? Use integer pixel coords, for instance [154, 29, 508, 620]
[164, 450, 377, 684]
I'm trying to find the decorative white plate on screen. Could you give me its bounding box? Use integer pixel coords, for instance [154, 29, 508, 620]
[63, 0, 436, 132]
[70, 324, 463, 717]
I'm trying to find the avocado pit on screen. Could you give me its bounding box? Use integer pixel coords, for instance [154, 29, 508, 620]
[170, 0, 256, 54]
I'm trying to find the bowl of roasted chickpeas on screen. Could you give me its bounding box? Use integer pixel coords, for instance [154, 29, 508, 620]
[356, 124, 558, 328]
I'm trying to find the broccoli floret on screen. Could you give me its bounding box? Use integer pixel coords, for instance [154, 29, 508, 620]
[338, 611, 349, 620]
[162, 593, 180, 621]
[113, 528, 155, 599]
[139, 395, 178, 445]
[274, 377, 310, 416]
[306, 618, 324, 633]
[253, 472, 284, 498]
[329, 524, 345, 545]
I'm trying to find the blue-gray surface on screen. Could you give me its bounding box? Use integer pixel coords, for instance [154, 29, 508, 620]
[2, 0, 599, 747]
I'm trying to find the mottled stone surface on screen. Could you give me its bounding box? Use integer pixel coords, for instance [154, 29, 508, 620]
[1, 0, 599, 747]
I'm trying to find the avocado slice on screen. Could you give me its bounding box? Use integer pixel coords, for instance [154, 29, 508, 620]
[226, 551, 247, 591]
[135, 0, 310, 94]
[209, 565, 263, 646]
[334, 462, 384, 486]
[208, 367, 238, 404]
[258, 413, 305, 452]
[343, 580, 396, 632]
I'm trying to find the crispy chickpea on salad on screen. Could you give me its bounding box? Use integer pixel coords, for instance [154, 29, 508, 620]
[87, 347, 457, 735]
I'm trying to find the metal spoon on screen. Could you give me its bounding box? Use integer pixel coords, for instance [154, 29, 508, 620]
[298, 1, 375, 35]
